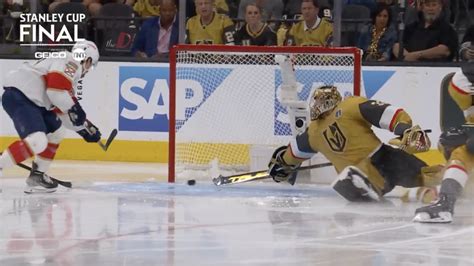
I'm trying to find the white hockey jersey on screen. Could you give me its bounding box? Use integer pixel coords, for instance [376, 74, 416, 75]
[3, 52, 83, 113]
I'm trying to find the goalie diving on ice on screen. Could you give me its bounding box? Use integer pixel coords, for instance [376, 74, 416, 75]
[268, 85, 441, 202]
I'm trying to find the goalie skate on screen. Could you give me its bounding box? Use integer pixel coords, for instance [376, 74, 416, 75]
[413, 194, 454, 223]
[24, 163, 58, 194]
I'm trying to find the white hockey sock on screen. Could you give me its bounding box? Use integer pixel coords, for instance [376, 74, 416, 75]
[34, 157, 53, 173]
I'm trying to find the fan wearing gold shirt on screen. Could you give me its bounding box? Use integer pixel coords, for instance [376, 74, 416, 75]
[186, 0, 235, 44]
[285, 0, 333, 46]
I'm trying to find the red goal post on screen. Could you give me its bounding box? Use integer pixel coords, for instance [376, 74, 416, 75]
[169, 45, 362, 183]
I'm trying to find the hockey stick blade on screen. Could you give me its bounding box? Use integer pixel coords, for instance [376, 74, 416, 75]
[0, 152, 73, 188]
[213, 162, 333, 186]
[98, 129, 118, 151]
[13, 161, 72, 188]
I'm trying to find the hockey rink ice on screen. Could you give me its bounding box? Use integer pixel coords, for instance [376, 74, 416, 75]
[1, 161, 473, 266]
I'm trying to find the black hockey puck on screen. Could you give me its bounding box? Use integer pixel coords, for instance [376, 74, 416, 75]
[187, 179, 196, 186]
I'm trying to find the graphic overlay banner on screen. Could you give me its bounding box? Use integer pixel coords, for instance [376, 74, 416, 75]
[18, 13, 87, 59]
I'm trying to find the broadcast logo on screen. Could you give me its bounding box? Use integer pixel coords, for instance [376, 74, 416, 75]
[19, 13, 87, 61]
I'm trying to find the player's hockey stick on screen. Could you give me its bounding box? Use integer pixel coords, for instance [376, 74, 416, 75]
[212, 162, 333, 186]
[15, 162, 72, 188]
[0, 153, 72, 188]
[98, 128, 118, 151]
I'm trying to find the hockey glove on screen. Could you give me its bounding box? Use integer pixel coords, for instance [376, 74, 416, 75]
[389, 125, 431, 154]
[77, 120, 101, 143]
[268, 146, 298, 183]
[68, 102, 86, 126]
[438, 127, 467, 159]
[462, 124, 474, 154]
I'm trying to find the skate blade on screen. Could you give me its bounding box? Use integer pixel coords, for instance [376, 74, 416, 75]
[24, 186, 57, 194]
[412, 212, 452, 223]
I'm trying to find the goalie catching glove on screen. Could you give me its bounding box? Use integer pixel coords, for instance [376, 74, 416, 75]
[389, 125, 431, 153]
[268, 146, 299, 183]
[77, 120, 101, 143]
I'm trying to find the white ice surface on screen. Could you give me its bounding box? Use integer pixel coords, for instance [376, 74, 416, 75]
[1, 173, 473, 266]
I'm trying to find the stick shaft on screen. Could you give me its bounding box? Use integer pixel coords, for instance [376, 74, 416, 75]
[0, 153, 72, 188]
[213, 162, 333, 186]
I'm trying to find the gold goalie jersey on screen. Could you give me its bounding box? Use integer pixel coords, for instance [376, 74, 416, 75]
[283, 96, 412, 173]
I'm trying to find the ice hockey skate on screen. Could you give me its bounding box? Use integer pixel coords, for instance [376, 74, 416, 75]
[24, 163, 58, 194]
[413, 194, 455, 223]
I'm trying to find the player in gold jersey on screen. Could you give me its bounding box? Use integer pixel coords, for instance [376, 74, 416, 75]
[186, 0, 235, 45]
[285, 0, 333, 46]
[268, 86, 437, 202]
[414, 64, 474, 223]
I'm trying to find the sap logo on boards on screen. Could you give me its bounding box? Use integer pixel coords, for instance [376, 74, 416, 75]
[119, 66, 170, 132]
[119, 66, 230, 132]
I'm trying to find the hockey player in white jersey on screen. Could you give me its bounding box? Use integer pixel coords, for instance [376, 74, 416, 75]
[0, 40, 101, 193]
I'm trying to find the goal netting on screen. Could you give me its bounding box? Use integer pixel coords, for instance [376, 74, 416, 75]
[169, 45, 362, 183]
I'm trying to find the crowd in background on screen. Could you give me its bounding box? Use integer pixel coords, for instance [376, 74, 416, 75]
[0, 0, 473, 62]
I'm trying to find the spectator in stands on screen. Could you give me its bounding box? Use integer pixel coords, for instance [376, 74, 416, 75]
[357, 4, 397, 61]
[185, 0, 231, 18]
[234, 2, 276, 46]
[133, 0, 160, 17]
[460, 25, 474, 62]
[238, 0, 284, 21]
[285, 0, 333, 46]
[131, 0, 177, 58]
[214, 0, 229, 14]
[185, 0, 235, 44]
[392, 0, 457, 62]
[284, 0, 332, 20]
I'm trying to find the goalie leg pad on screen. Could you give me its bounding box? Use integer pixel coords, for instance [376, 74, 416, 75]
[331, 166, 381, 202]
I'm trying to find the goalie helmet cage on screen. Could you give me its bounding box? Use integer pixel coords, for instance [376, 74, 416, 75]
[169, 45, 362, 183]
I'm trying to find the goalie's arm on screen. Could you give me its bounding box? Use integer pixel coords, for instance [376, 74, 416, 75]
[268, 128, 317, 184]
[358, 99, 413, 135]
[282, 128, 318, 166]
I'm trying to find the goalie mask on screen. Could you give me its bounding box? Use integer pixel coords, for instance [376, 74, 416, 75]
[309, 86, 342, 120]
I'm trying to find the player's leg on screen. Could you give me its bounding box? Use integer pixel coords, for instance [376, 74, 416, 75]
[26, 109, 65, 193]
[0, 87, 58, 193]
[32, 110, 65, 174]
[331, 160, 382, 202]
[369, 144, 442, 202]
[414, 146, 473, 223]
[371, 144, 429, 188]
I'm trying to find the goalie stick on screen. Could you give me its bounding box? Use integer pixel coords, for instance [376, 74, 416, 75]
[212, 162, 333, 186]
[212, 128, 433, 187]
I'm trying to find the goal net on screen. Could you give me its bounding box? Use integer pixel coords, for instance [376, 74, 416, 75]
[169, 45, 362, 183]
